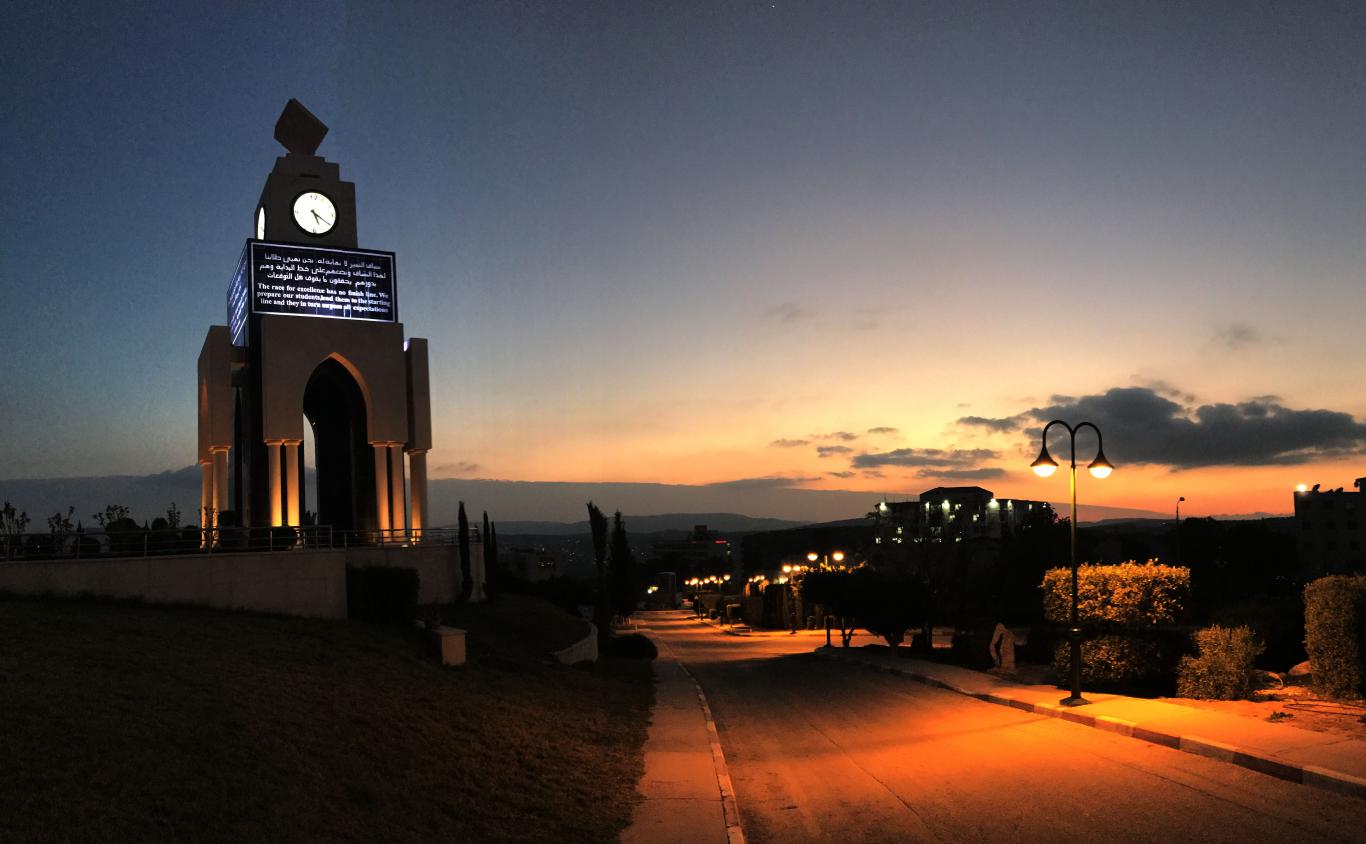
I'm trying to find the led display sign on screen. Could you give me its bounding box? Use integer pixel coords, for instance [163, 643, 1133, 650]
[228, 241, 397, 344]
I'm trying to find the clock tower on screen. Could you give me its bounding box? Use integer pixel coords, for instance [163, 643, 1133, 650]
[254, 101, 358, 248]
[197, 100, 433, 542]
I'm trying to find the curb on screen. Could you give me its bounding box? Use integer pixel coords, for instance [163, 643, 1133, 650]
[816, 647, 1366, 802]
[696, 617, 751, 636]
[654, 635, 747, 844]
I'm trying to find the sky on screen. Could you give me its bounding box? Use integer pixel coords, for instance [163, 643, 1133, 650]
[2, 1, 1364, 519]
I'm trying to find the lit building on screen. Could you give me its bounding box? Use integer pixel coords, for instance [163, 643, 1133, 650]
[1293, 479, 1366, 577]
[871, 487, 1054, 547]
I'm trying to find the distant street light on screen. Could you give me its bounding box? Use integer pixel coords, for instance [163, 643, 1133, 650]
[803, 550, 845, 639]
[1031, 420, 1113, 707]
[1175, 496, 1185, 566]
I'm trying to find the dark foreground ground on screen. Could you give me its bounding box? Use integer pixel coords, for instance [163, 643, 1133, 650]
[0, 594, 652, 843]
[647, 615, 1366, 844]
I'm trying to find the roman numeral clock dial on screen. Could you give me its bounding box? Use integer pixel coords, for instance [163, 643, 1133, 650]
[292, 191, 336, 235]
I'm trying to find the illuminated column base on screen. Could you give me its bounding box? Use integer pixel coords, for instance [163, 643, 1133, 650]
[267, 440, 283, 527]
[388, 444, 406, 540]
[408, 450, 427, 541]
[284, 440, 301, 527]
[211, 447, 229, 529]
[373, 444, 390, 538]
[199, 460, 213, 547]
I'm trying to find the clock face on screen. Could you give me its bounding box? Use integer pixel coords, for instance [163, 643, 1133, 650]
[292, 191, 336, 235]
[256, 206, 265, 240]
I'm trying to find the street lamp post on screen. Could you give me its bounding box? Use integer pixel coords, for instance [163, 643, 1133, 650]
[1031, 420, 1113, 708]
[1175, 496, 1185, 566]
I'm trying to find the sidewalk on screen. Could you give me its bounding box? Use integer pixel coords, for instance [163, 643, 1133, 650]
[818, 645, 1366, 801]
[623, 629, 744, 844]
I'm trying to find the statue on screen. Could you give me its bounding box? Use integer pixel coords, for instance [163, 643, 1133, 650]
[989, 622, 1016, 676]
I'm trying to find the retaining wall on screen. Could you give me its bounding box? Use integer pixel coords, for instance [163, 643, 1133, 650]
[0, 540, 485, 618]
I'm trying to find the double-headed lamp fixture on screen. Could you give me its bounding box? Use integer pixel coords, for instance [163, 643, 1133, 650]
[1031, 442, 1113, 479]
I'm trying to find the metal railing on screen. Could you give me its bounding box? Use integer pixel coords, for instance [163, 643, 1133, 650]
[0, 525, 479, 562]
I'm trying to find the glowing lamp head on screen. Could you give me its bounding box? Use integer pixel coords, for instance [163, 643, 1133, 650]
[1031, 443, 1059, 478]
[832, 551, 845, 562]
[806, 552, 818, 562]
[782, 564, 792, 573]
[1087, 447, 1114, 479]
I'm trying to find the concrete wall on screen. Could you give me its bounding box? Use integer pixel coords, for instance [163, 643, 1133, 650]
[0, 540, 486, 618]
[345, 541, 475, 605]
[0, 549, 348, 618]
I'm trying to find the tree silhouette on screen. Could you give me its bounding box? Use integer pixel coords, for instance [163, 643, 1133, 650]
[482, 510, 496, 598]
[588, 502, 610, 645]
[609, 511, 636, 619]
[458, 501, 472, 602]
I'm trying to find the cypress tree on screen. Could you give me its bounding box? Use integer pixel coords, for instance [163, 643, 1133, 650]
[458, 501, 472, 602]
[588, 502, 610, 645]
[609, 511, 636, 619]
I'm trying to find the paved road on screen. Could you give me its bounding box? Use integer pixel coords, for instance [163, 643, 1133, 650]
[644, 613, 1366, 844]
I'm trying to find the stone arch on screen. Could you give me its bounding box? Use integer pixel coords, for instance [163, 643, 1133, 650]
[302, 357, 376, 531]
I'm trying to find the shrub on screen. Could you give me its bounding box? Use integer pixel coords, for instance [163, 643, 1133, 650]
[1303, 575, 1366, 699]
[1176, 625, 1264, 700]
[1043, 561, 1190, 692]
[602, 634, 657, 660]
[347, 565, 420, 624]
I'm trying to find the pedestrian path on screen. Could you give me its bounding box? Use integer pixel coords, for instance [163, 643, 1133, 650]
[623, 625, 744, 844]
[818, 645, 1366, 801]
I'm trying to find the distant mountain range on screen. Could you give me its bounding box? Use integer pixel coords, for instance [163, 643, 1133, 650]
[0, 465, 1275, 531]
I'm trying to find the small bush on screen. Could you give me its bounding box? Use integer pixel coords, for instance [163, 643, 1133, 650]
[1303, 575, 1366, 699]
[1176, 625, 1264, 700]
[603, 634, 657, 660]
[347, 566, 419, 624]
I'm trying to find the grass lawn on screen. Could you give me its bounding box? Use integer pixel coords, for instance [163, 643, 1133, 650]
[0, 593, 652, 842]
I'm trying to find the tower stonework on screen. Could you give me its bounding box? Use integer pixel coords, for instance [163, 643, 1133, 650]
[197, 100, 432, 540]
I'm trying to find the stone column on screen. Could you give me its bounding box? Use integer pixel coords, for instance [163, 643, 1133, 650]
[284, 440, 301, 527]
[388, 444, 406, 539]
[266, 440, 283, 527]
[199, 460, 213, 546]
[408, 450, 427, 540]
[211, 447, 229, 527]
[373, 444, 390, 537]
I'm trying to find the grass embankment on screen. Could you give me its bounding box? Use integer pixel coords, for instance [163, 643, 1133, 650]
[0, 594, 652, 842]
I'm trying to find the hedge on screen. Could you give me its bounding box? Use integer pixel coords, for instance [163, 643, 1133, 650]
[1303, 575, 1366, 699]
[1043, 561, 1190, 691]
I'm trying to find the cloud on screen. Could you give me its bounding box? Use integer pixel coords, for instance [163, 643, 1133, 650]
[852, 447, 999, 469]
[861, 470, 886, 479]
[913, 467, 1006, 481]
[769, 438, 810, 448]
[866, 426, 900, 435]
[435, 461, 481, 475]
[1134, 378, 1197, 404]
[705, 475, 821, 490]
[828, 471, 856, 479]
[957, 415, 1025, 433]
[1017, 387, 1366, 468]
[763, 303, 813, 325]
[817, 445, 854, 458]
[1214, 322, 1267, 350]
[812, 431, 858, 442]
